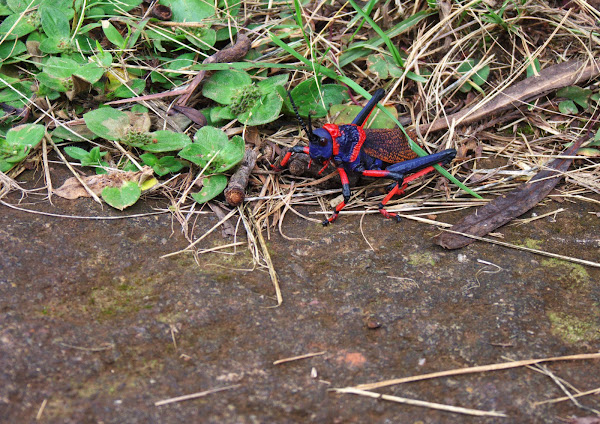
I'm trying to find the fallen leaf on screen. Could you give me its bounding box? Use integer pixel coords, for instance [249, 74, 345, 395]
[54, 166, 154, 200]
[435, 138, 587, 249]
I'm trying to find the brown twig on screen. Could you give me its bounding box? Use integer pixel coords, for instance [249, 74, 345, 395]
[107, 34, 251, 109]
[225, 148, 258, 207]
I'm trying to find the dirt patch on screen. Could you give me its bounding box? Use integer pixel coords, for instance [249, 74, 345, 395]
[2, 180, 600, 423]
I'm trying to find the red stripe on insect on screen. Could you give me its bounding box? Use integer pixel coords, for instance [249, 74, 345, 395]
[349, 125, 366, 162]
[323, 124, 341, 156]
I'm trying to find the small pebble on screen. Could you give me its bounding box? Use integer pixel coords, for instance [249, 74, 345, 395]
[366, 319, 382, 329]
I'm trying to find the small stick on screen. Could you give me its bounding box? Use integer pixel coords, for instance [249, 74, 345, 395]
[225, 148, 258, 207]
[36, 399, 47, 421]
[333, 388, 507, 418]
[155, 384, 240, 406]
[273, 351, 326, 365]
[107, 34, 251, 107]
[41, 135, 53, 204]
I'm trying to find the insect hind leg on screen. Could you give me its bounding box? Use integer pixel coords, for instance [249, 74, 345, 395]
[362, 149, 457, 221]
[384, 149, 456, 175]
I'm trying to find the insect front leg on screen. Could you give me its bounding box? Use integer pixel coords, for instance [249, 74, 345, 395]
[323, 167, 352, 226]
[272, 145, 310, 172]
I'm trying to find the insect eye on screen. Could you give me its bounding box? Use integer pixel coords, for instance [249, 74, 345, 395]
[318, 137, 328, 147]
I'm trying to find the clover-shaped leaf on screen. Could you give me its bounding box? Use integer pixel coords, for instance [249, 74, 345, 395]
[286, 78, 349, 118]
[102, 180, 141, 210]
[84, 107, 131, 140]
[203, 70, 253, 105]
[178, 126, 244, 173]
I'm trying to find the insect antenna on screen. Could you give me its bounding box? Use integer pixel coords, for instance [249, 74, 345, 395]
[286, 90, 320, 144]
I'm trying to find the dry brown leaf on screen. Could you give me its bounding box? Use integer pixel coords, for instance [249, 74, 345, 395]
[54, 166, 154, 200]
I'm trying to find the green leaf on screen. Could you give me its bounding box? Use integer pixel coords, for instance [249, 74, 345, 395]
[0, 73, 20, 89]
[203, 70, 253, 105]
[134, 130, 192, 152]
[165, 52, 196, 76]
[330, 104, 398, 129]
[158, 0, 214, 22]
[576, 147, 600, 157]
[457, 59, 490, 93]
[8, 0, 41, 13]
[185, 28, 216, 50]
[101, 20, 126, 48]
[6, 123, 45, 146]
[558, 100, 578, 115]
[110, 79, 146, 98]
[557, 86, 592, 109]
[191, 174, 228, 204]
[43, 56, 78, 78]
[51, 124, 97, 141]
[0, 13, 37, 40]
[179, 126, 244, 173]
[0, 39, 26, 60]
[140, 153, 186, 176]
[40, 5, 70, 38]
[257, 73, 289, 93]
[209, 106, 235, 123]
[288, 78, 349, 118]
[0, 123, 45, 172]
[64, 145, 91, 160]
[90, 0, 141, 14]
[238, 91, 283, 126]
[366, 54, 390, 79]
[140, 152, 158, 166]
[64, 145, 109, 168]
[38, 36, 71, 54]
[526, 57, 541, 78]
[83, 107, 131, 140]
[102, 180, 141, 210]
[72, 62, 104, 84]
[36, 71, 68, 92]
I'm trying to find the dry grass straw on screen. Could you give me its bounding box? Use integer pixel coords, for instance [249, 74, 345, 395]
[347, 352, 600, 391]
[333, 352, 600, 416]
[333, 387, 507, 417]
[154, 384, 241, 407]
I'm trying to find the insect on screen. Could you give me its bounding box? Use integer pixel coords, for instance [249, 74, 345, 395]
[273, 89, 456, 225]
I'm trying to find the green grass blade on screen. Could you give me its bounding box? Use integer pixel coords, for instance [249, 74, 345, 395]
[340, 10, 434, 67]
[347, 0, 404, 68]
[347, 0, 378, 43]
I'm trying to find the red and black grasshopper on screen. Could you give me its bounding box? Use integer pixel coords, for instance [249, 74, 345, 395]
[273, 89, 456, 225]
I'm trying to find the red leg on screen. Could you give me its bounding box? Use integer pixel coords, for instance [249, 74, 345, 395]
[363, 164, 440, 220]
[323, 167, 351, 225]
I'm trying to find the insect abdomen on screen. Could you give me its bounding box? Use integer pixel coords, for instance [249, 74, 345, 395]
[362, 129, 418, 163]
